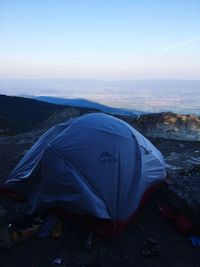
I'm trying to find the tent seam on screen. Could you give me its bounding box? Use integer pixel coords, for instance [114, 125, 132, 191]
[48, 145, 112, 218]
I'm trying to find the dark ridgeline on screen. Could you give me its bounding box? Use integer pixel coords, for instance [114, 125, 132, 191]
[0, 94, 67, 135]
[0, 95, 99, 136]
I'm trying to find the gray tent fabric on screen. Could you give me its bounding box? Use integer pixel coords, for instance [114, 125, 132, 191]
[5, 113, 166, 221]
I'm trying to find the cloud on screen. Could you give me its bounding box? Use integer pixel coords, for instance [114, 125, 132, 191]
[160, 35, 200, 54]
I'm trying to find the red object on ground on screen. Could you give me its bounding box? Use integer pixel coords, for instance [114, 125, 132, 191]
[174, 213, 197, 235]
[158, 203, 198, 235]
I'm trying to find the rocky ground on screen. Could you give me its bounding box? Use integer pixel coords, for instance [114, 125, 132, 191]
[0, 113, 200, 267]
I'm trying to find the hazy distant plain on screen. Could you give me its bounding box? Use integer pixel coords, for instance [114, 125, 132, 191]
[0, 79, 199, 114]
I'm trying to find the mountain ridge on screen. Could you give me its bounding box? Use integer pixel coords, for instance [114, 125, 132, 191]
[34, 96, 143, 116]
[0, 94, 99, 135]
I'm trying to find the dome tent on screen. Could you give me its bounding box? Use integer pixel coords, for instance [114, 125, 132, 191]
[4, 113, 166, 237]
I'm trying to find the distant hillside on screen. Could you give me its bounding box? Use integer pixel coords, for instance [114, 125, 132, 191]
[0, 94, 68, 135]
[34, 96, 142, 116]
[0, 95, 70, 135]
[0, 94, 102, 136]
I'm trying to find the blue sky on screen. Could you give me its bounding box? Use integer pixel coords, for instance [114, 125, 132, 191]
[0, 0, 199, 80]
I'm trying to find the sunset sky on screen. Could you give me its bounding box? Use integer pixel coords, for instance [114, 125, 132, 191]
[0, 0, 199, 80]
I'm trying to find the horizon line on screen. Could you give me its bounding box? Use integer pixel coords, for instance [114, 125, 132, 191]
[0, 78, 200, 81]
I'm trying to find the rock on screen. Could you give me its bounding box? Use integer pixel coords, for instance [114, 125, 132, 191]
[37, 108, 80, 131]
[154, 138, 200, 226]
[165, 173, 200, 224]
[120, 112, 200, 141]
[141, 238, 161, 257]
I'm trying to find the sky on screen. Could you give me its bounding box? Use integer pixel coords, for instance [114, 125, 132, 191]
[0, 0, 200, 80]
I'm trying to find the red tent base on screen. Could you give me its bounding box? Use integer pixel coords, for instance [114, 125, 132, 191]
[0, 183, 160, 239]
[54, 184, 161, 239]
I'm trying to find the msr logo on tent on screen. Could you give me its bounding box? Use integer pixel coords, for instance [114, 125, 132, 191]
[97, 152, 118, 164]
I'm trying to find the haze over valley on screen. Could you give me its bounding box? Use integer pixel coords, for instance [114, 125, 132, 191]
[0, 79, 199, 114]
